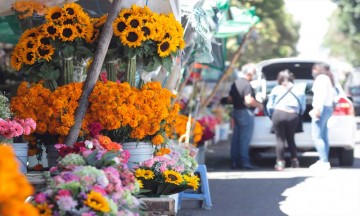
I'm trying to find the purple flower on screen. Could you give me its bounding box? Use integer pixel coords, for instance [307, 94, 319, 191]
[56, 196, 78, 211]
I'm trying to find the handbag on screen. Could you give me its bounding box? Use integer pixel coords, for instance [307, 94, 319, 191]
[270, 88, 304, 133]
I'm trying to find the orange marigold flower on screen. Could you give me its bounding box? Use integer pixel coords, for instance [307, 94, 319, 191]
[151, 134, 164, 145]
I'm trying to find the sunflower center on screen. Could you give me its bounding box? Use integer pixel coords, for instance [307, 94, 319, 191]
[26, 41, 34, 49]
[142, 27, 150, 36]
[63, 19, 73, 25]
[26, 52, 34, 61]
[117, 22, 126, 32]
[168, 174, 177, 181]
[51, 12, 61, 20]
[38, 48, 50, 56]
[160, 42, 170, 52]
[63, 28, 73, 38]
[40, 37, 50, 45]
[47, 26, 57, 35]
[130, 19, 140, 28]
[29, 33, 36, 37]
[164, 33, 170, 39]
[66, 8, 75, 15]
[127, 32, 138, 42]
[124, 13, 131, 19]
[39, 209, 46, 214]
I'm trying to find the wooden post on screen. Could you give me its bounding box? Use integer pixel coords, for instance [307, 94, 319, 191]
[64, 0, 122, 146]
[200, 27, 255, 109]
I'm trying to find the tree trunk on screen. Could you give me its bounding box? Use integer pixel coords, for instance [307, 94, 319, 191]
[200, 27, 255, 109]
[64, 0, 122, 147]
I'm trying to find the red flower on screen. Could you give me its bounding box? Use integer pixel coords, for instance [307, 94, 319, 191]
[58, 146, 74, 157]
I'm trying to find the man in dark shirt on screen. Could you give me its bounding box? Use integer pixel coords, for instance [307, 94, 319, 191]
[229, 63, 263, 169]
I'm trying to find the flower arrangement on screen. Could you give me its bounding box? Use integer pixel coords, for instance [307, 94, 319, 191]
[32, 135, 141, 215]
[166, 114, 203, 145]
[10, 2, 95, 88]
[133, 154, 200, 196]
[0, 93, 11, 120]
[10, 81, 180, 148]
[0, 145, 39, 216]
[12, 0, 47, 20]
[0, 118, 36, 144]
[110, 5, 185, 72]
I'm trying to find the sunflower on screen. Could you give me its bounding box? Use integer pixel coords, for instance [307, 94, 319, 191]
[75, 24, 86, 38]
[84, 190, 110, 213]
[62, 18, 74, 25]
[42, 23, 59, 40]
[184, 174, 200, 190]
[21, 38, 38, 50]
[119, 8, 133, 19]
[113, 17, 127, 37]
[37, 34, 51, 46]
[85, 28, 99, 44]
[94, 14, 108, 28]
[143, 170, 155, 180]
[37, 45, 55, 61]
[157, 38, 175, 57]
[137, 179, 144, 189]
[19, 27, 39, 42]
[141, 23, 156, 40]
[45, 6, 62, 23]
[163, 170, 183, 185]
[127, 15, 142, 29]
[179, 39, 186, 50]
[120, 28, 143, 47]
[35, 203, 52, 216]
[10, 53, 22, 71]
[59, 24, 78, 41]
[62, 2, 83, 19]
[21, 49, 36, 65]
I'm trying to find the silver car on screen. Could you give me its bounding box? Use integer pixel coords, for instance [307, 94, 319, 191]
[250, 58, 357, 166]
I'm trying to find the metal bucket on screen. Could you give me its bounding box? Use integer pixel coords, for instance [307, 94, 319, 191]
[122, 142, 154, 169]
[12, 143, 28, 174]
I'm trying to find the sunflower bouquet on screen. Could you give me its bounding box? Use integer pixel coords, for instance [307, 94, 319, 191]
[31, 136, 142, 215]
[111, 5, 185, 78]
[133, 155, 200, 196]
[10, 2, 96, 89]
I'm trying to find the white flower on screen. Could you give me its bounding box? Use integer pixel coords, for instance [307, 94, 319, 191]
[112, 157, 120, 164]
[84, 140, 94, 149]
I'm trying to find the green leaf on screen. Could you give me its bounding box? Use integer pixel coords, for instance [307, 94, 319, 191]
[62, 44, 75, 57]
[85, 150, 98, 166]
[161, 57, 173, 72]
[124, 46, 136, 58]
[76, 45, 94, 57]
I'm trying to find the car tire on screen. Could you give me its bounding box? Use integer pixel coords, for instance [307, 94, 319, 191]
[338, 148, 354, 166]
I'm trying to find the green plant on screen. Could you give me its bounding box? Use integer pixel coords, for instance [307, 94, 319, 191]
[0, 93, 11, 119]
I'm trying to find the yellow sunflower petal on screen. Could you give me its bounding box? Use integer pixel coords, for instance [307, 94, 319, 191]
[120, 28, 144, 48]
[45, 6, 63, 23]
[58, 24, 78, 42]
[36, 45, 55, 61]
[113, 16, 127, 37]
[21, 49, 36, 65]
[42, 22, 59, 40]
[157, 38, 174, 57]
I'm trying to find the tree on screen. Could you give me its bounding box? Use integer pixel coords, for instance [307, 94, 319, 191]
[228, 0, 300, 65]
[324, 0, 360, 66]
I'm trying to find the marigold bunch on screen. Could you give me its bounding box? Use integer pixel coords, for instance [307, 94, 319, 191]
[0, 145, 39, 216]
[12, 0, 47, 20]
[167, 114, 203, 144]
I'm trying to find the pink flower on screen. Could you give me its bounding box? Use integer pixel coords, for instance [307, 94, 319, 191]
[174, 165, 185, 173]
[100, 71, 108, 83]
[120, 150, 130, 164]
[87, 122, 103, 137]
[143, 158, 155, 168]
[160, 164, 167, 172]
[81, 212, 96, 216]
[81, 149, 94, 157]
[57, 189, 71, 197]
[54, 144, 67, 150]
[93, 185, 107, 196]
[49, 166, 58, 173]
[104, 167, 120, 179]
[34, 193, 47, 203]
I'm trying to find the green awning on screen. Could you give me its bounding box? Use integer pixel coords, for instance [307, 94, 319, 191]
[214, 6, 260, 38]
[0, 15, 21, 44]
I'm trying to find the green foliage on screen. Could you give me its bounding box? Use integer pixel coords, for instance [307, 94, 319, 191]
[0, 93, 11, 119]
[324, 1, 360, 66]
[230, 0, 300, 65]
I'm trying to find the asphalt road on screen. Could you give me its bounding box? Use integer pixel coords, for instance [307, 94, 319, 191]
[178, 141, 360, 216]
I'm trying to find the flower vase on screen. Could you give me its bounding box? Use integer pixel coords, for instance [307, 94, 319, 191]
[122, 142, 154, 169]
[59, 57, 74, 85]
[11, 143, 28, 174]
[106, 60, 118, 82]
[46, 143, 59, 168]
[125, 56, 136, 87]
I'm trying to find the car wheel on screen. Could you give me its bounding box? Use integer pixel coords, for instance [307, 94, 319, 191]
[338, 148, 354, 166]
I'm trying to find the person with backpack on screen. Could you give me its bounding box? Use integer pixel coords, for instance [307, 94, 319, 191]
[267, 70, 306, 171]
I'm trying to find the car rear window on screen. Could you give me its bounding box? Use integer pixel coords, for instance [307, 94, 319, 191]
[261, 62, 319, 80]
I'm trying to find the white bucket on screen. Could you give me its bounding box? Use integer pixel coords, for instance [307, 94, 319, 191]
[220, 123, 230, 141]
[12, 143, 28, 174]
[122, 142, 154, 169]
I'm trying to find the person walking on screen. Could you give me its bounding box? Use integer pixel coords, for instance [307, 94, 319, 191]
[267, 70, 306, 171]
[309, 63, 335, 170]
[228, 63, 263, 170]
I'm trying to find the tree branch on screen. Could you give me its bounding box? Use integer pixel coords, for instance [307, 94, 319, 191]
[64, 0, 122, 146]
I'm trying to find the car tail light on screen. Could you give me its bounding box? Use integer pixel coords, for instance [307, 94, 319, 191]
[333, 97, 354, 116]
[255, 109, 265, 116]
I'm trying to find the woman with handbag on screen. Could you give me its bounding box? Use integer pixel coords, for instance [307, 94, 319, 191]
[266, 70, 306, 171]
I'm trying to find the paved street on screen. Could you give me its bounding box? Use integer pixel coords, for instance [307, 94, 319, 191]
[178, 138, 360, 216]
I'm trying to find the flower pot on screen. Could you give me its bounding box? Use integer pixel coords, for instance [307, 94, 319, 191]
[122, 142, 153, 169]
[11, 143, 28, 174]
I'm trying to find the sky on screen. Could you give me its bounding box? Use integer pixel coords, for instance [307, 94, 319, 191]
[285, 0, 337, 59]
